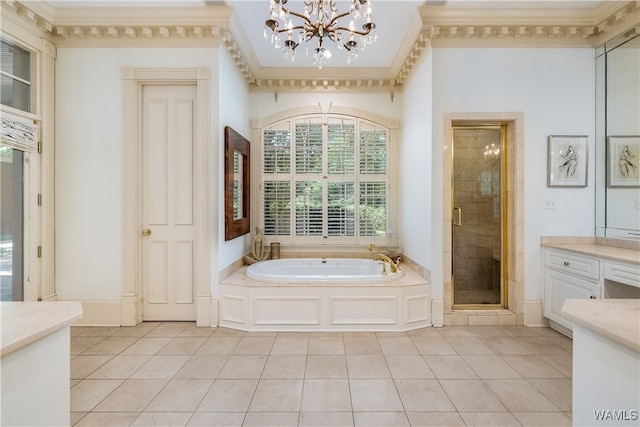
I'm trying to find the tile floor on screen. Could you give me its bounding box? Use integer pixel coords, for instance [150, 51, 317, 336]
[70, 323, 573, 426]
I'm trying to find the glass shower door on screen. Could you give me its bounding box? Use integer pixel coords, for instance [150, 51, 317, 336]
[452, 127, 504, 306]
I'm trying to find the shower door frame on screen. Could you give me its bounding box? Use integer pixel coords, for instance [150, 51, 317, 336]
[450, 124, 508, 309]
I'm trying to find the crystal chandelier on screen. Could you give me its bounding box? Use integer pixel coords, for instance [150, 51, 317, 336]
[483, 143, 501, 165]
[264, 0, 377, 68]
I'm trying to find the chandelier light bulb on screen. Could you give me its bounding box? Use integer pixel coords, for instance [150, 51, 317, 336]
[265, 0, 377, 68]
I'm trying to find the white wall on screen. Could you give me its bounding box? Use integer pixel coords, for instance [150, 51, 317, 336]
[430, 47, 596, 301]
[400, 52, 434, 289]
[218, 50, 252, 274]
[55, 47, 219, 302]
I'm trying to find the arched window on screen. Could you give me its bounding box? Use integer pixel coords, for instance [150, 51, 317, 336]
[260, 113, 393, 246]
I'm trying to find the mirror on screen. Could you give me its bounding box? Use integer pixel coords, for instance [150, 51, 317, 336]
[225, 126, 250, 241]
[595, 26, 640, 239]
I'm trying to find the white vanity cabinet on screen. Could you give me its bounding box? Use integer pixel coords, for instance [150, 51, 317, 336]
[544, 249, 601, 334]
[542, 241, 640, 336]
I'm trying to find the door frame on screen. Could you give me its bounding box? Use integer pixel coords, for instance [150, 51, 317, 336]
[121, 67, 212, 326]
[442, 113, 525, 325]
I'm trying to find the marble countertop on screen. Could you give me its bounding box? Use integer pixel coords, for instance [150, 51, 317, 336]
[562, 299, 640, 353]
[1, 301, 83, 357]
[542, 237, 640, 265]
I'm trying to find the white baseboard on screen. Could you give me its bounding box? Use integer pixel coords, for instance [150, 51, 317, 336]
[431, 299, 444, 327]
[524, 300, 546, 327]
[72, 301, 121, 326]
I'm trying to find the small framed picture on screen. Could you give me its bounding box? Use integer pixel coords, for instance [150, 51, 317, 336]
[608, 135, 640, 188]
[547, 135, 589, 187]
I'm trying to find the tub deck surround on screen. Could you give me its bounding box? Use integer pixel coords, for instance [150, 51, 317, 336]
[220, 261, 430, 332]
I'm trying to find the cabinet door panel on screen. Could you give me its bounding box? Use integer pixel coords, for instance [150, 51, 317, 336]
[544, 269, 601, 331]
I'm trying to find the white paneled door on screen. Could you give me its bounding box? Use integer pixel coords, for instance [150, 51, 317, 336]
[141, 85, 197, 321]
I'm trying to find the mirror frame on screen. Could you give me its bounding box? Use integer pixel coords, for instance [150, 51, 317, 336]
[224, 126, 251, 241]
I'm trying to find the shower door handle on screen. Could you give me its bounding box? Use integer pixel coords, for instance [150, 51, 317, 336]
[453, 207, 462, 226]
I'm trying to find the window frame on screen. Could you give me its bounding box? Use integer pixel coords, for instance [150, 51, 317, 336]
[258, 110, 398, 248]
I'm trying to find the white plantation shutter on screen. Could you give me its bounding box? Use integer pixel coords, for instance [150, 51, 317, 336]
[262, 115, 389, 244]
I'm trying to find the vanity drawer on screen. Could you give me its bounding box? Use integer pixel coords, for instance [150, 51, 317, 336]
[604, 261, 640, 288]
[545, 250, 600, 281]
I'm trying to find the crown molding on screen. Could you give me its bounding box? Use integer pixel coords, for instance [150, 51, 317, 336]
[2, 1, 638, 94]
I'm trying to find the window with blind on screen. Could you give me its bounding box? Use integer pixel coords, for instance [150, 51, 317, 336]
[262, 115, 390, 245]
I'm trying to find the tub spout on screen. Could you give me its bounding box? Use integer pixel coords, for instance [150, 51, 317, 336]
[373, 253, 401, 274]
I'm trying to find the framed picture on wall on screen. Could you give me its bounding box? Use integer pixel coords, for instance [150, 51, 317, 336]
[608, 136, 640, 188]
[547, 135, 589, 187]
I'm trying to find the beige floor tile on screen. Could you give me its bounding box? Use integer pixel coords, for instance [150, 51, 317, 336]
[211, 327, 246, 337]
[187, 412, 245, 427]
[249, 379, 304, 412]
[500, 355, 565, 378]
[197, 379, 258, 412]
[86, 355, 151, 379]
[445, 336, 495, 355]
[353, 411, 410, 426]
[144, 322, 190, 337]
[112, 322, 161, 337]
[484, 379, 560, 412]
[71, 336, 108, 355]
[77, 327, 122, 337]
[514, 412, 572, 427]
[498, 326, 545, 337]
[157, 337, 207, 355]
[233, 336, 276, 355]
[385, 355, 434, 379]
[145, 379, 212, 412]
[377, 336, 419, 355]
[423, 355, 478, 379]
[70, 379, 124, 412]
[262, 354, 307, 379]
[242, 412, 299, 426]
[177, 323, 216, 338]
[438, 380, 507, 412]
[71, 326, 92, 336]
[301, 379, 352, 412]
[349, 379, 404, 412]
[436, 327, 474, 337]
[540, 354, 573, 378]
[93, 379, 167, 411]
[196, 336, 241, 354]
[305, 355, 347, 378]
[271, 334, 309, 354]
[343, 335, 383, 355]
[81, 337, 138, 355]
[130, 355, 190, 379]
[467, 326, 508, 337]
[395, 379, 456, 411]
[131, 412, 193, 426]
[298, 411, 354, 427]
[410, 336, 457, 355]
[512, 336, 569, 355]
[528, 378, 572, 412]
[74, 412, 139, 426]
[459, 412, 521, 426]
[174, 355, 228, 379]
[120, 337, 172, 355]
[71, 355, 114, 379]
[480, 336, 531, 355]
[308, 335, 345, 354]
[544, 335, 574, 353]
[217, 355, 267, 379]
[406, 327, 443, 337]
[346, 355, 391, 378]
[406, 412, 466, 426]
[70, 411, 87, 426]
[462, 355, 521, 379]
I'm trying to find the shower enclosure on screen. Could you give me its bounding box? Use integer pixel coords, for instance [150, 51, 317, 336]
[452, 126, 506, 306]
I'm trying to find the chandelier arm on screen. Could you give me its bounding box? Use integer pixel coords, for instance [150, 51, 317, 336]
[334, 26, 373, 36]
[326, 11, 352, 28]
[281, 7, 314, 26]
[273, 25, 307, 34]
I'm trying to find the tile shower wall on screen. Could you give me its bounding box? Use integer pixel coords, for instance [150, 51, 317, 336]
[453, 129, 502, 304]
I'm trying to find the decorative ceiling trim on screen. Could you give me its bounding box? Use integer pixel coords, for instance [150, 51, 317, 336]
[2, 1, 638, 94]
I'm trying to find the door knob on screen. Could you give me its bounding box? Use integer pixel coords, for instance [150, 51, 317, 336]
[142, 228, 152, 237]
